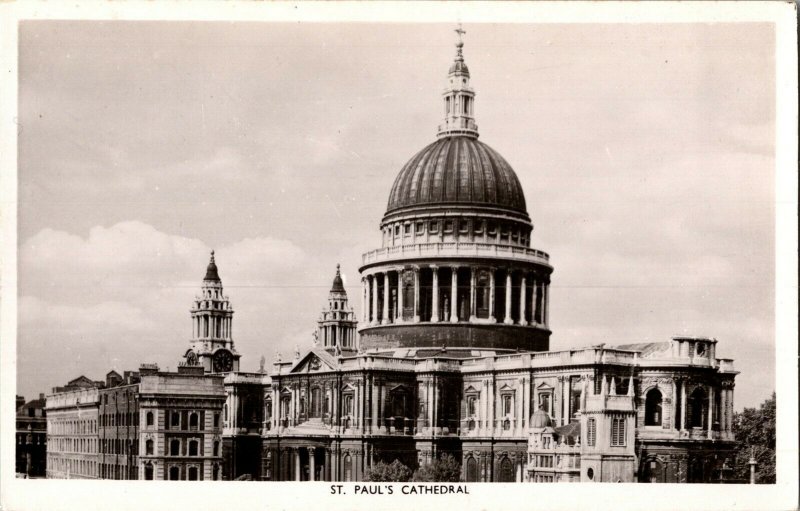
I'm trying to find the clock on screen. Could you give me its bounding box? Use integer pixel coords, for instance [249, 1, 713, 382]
[213, 350, 233, 372]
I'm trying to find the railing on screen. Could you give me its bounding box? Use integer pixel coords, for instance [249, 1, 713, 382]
[362, 242, 550, 266]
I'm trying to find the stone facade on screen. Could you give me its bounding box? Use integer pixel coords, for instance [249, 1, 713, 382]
[16, 394, 47, 478]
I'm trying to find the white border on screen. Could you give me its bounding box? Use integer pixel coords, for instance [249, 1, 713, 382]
[1, 2, 796, 511]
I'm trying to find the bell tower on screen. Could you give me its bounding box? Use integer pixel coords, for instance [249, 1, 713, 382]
[184, 251, 240, 373]
[317, 264, 358, 355]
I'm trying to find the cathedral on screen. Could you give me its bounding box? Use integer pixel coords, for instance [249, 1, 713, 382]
[207, 30, 738, 483]
[44, 29, 739, 484]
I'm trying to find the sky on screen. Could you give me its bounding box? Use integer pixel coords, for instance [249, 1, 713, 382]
[16, 21, 775, 410]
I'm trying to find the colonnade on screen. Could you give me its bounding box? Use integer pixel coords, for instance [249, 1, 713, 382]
[192, 314, 232, 340]
[360, 265, 549, 328]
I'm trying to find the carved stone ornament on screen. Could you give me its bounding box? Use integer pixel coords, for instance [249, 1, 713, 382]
[309, 356, 321, 371]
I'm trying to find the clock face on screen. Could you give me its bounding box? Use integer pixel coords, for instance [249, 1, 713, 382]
[213, 350, 233, 372]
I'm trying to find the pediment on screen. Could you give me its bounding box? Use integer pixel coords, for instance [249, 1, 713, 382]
[464, 385, 480, 394]
[536, 382, 554, 391]
[289, 350, 336, 373]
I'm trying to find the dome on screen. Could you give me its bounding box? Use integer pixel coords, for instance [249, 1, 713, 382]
[385, 136, 528, 219]
[204, 251, 220, 282]
[330, 264, 345, 293]
[530, 407, 553, 428]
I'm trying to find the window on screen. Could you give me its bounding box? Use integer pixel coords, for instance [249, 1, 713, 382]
[146, 412, 154, 427]
[688, 388, 707, 428]
[169, 466, 180, 480]
[404, 223, 411, 235]
[538, 392, 552, 416]
[170, 439, 180, 456]
[645, 389, 663, 426]
[429, 221, 438, 233]
[444, 221, 453, 233]
[502, 395, 513, 416]
[189, 440, 198, 456]
[611, 417, 626, 446]
[213, 413, 219, 428]
[213, 441, 220, 457]
[587, 418, 596, 446]
[146, 439, 154, 455]
[171, 411, 180, 429]
[189, 413, 199, 429]
[144, 463, 153, 480]
[416, 221, 424, 234]
[467, 395, 477, 416]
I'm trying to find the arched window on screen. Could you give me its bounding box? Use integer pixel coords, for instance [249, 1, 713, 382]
[344, 454, 352, 482]
[645, 389, 663, 426]
[188, 466, 198, 481]
[213, 464, 220, 481]
[146, 439, 154, 455]
[466, 457, 479, 482]
[171, 411, 180, 429]
[170, 439, 180, 456]
[189, 413, 199, 429]
[498, 457, 515, 482]
[169, 466, 180, 480]
[144, 463, 154, 480]
[146, 412, 154, 427]
[189, 440, 198, 456]
[688, 388, 707, 428]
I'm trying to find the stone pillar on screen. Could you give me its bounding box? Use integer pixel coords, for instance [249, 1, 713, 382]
[371, 276, 379, 325]
[488, 376, 496, 434]
[413, 267, 421, 323]
[427, 380, 434, 431]
[504, 272, 514, 325]
[519, 274, 527, 326]
[543, 281, 549, 326]
[361, 279, 367, 323]
[522, 376, 530, 430]
[450, 266, 459, 323]
[671, 380, 678, 430]
[469, 267, 477, 321]
[309, 447, 316, 482]
[488, 269, 496, 322]
[397, 269, 404, 322]
[707, 386, 714, 435]
[371, 378, 379, 432]
[294, 449, 301, 481]
[680, 380, 687, 431]
[431, 266, 440, 322]
[382, 273, 390, 325]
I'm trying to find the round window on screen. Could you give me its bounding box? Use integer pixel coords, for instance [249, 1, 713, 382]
[587, 467, 594, 480]
[696, 343, 706, 356]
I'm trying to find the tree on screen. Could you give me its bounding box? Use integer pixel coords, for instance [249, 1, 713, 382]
[412, 453, 462, 482]
[732, 392, 775, 483]
[364, 459, 413, 482]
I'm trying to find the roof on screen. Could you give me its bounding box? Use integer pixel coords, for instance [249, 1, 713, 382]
[611, 342, 670, 357]
[554, 420, 581, 443]
[330, 264, 345, 293]
[204, 251, 221, 282]
[384, 136, 528, 219]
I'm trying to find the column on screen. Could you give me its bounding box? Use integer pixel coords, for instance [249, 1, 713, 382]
[382, 273, 390, 325]
[519, 274, 527, 326]
[361, 278, 367, 323]
[516, 380, 524, 434]
[371, 275, 379, 325]
[426, 380, 434, 431]
[543, 282, 549, 326]
[488, 377, 495, 434]
[450, 266, 459, 323]
[379, 381, 386, 432]
[371, 378, 379, 432]
[522, 376, 530, 430]
[488, 269, 496, 322]
[294, 449, 301, 481]
[680, 380, 687, 431]
[707, 386, 714, 435]
[431, 266, 440, 322]
[413, 267, 421, 323]
[469, 267, 477, 321]
[309, 447, 316, 482]
[532, 281, 539, 324]
[671, 380, 678, 430]
[504, 272, 513, 325]
[397, 269, 404, 322]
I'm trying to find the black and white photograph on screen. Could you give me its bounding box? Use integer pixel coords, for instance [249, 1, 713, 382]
[1, 2, 797, 511]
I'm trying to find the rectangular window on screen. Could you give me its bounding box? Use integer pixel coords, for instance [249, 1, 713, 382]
[429, 221, 438, 233]
[404, 223, 411, 235]
[611, 417, 626, 446]
[444, 221, 453, 233]
[416, 221, 424, 234]
[587, 418, 596, 446]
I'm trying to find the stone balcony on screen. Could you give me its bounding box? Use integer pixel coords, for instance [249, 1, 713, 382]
[361, 242, 551, 268]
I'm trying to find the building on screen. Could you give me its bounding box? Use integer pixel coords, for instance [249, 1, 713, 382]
[46, 386, 100, 479]
[251, 29, 738, 483]
[46, 364, 226, 481]
[16, 394, 47, 478]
